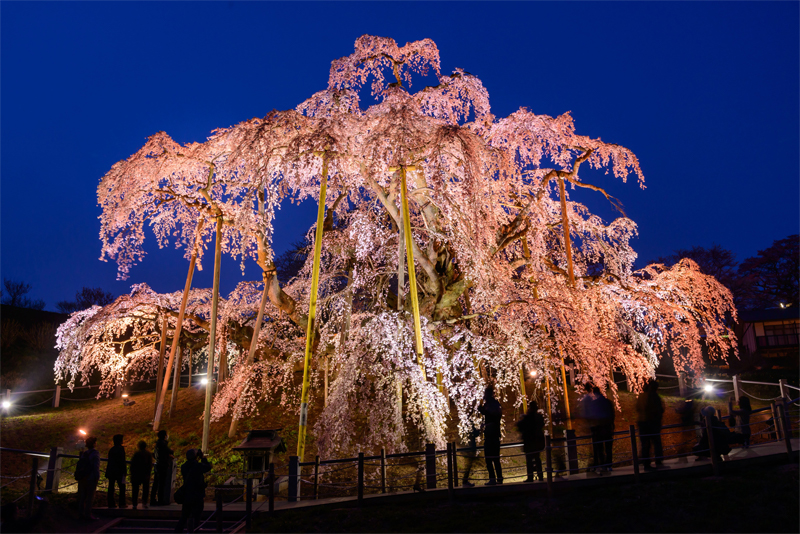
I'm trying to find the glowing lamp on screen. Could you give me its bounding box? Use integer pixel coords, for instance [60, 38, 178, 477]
[2, 400, 10, 409]
[121, 394, 129, 398]
[78, 429, 87, 436]
[530, 370, 538, 377]
[703, 384, 714, 393]
[201, 378, 209, 385]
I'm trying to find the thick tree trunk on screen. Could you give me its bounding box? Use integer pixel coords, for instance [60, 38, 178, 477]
[153, 251, 197, 430]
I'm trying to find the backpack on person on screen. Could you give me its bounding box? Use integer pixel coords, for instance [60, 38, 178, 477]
[74, 452, 89, 481]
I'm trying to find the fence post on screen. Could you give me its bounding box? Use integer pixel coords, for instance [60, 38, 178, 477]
[777, 402, 793, 459]
[268, 463, 275, 513]
[44, 447, 63, 493]
[705, 415, 720, 477]
[288, 456, 299, 503]
[313, 455, 320, 500]
[770, 402, 781, 440]
[732, 375, 741, 403]
[545, 435, 553, 497]
[245, 477, 252, 528]
[678, 372, 687, 397]
[52, 386, 61, 408]
[564, 429, 578, 474]
[357, 452, 364, 504]
[568, 364, 575, 387]
[380, 448, 387, 494]
[28, 456, 38, 518]
[425, 443, 436, 489]
[446, 443, 454, 500]
[216, 489, 223, 533]
[629, 425, 640, 483]
[451, 441, 459, 487]
[779, 379, 788, 400]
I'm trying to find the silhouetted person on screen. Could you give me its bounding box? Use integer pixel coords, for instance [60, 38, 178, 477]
[175, 449, 211, 533]
[579, 383, 603, 470]
[694, 406, 732, 462]
[130, 440, 153, 510]
[517, 400, 545, 481]
[593, 387, 616, 472]
[637, 380, 664, 470]
[151, 430, 174, 506]
[727, 396, 753, 448]
[478, 385, 503, 485]
[460, 418, 482, 487]
[76, 436, 100, 520]
[105, 434, 127, 508]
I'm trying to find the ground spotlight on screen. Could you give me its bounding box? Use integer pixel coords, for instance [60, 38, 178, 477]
[201, 378, 209, 385]
[2, 400, 10, 410]
[78, 429, 87, 436]
[703, 384, 714, 393]
[530, 370, 538, 378]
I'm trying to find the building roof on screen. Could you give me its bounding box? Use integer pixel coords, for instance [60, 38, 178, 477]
[232, 429, 283, 452]
[738, 306, 800, 324]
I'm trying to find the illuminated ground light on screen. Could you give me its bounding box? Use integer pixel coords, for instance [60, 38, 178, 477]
[201, 378, 209, 385]
[2, 400, 10, 410]
[704, 383, 715, 393]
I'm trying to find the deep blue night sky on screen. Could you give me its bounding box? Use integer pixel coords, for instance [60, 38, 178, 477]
[2, 2, 798, 311]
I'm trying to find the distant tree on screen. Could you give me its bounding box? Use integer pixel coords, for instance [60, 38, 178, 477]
[655, 245, 748, 309]
[0, 278, 45, 310]
[56, 287, 115, 314]
[737, 235, 799, 310]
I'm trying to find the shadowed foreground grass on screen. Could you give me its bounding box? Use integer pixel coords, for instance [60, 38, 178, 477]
[253, 462, 799, 533]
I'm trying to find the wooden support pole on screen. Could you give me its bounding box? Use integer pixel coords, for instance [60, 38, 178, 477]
[400, 167, 426, 380]
[565, 429, 578, 475]
[357, 452, 364, 504]
[202, 217, 223, 453]
[558, 350, 572, 430]
[629, 425, 640, 483]
[778, 402, 793, 460]
[446, 443, 454, 500]
[519, 366, 528, 413]
[297, 155, 329, 462]
[52, 386, 61, 408]
[288, 456, 299, 503]
[770, 402, 781, 440]
[705, 415, 720, 477]
[268, 463, 275, 513]
[245, 478, 253, 528]
[732, 375, 741, 403]
[545, 436, 553, 497]
[314, 455, 320, 500]
[779, 379, 788, 400]
[169, 344, 182, 416]
[45, 447, 63, 494]
[28, 456, 38, 518]
[380, 448, 387, 494]
[216, 489, 223, 533]
[452, 441, 459, 487]
[153, 315, 168, 421]
[425, 443, 436, 489]
[557, 177, 576, 287]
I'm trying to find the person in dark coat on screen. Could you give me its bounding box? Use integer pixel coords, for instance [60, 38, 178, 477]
[151, 430, 174, 506]
[593, 387, 616, 472]
[727, 396, 753, 448]
[130, 440, 153, 510]
[77, 436, 100, 520]
[478, 385, 503, 485]
[637, 380, 665, 470]
[516, 400, 545, 482]
[105, 434, 127, 508]
[694, 406, 732, 462]
[175, 449, 211, 533]
[460, 418, 483, 487]
[578, 383, 603, 470]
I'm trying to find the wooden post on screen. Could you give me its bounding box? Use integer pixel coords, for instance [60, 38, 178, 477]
[544, 359, 553, 437]
[678, 372, 687, 398]
[44, 447, 62, 494]
[778, 402, 793, 459]
[28, 456, 38, 518]
[565, 429, 578, 475]
[268, 463, 275, 513]
[288, 456, 299, 503]
[519, 367, 528, 413]
[313, 455, 320, 500]
[52, 385, 61, 408]
[569, 363, 575, 387]
[452, 441, 459, 487]
[245, 477, 253, 528]
[446, 443, 454, 499]
[732, 375, 741, 403]
[357, 453, 364, 504]
[557, 177, 576, 286]
[770, 402, 781, 440]
[216, 489, 223, 533]
[115, 383, 122, 399]
[559, 352, 572, 430]
[202, 217, 223, 453]
[779, 379, 788, 400]
[629, 425, 640, 483]
[380, 448, 387, 494]
[705, 415, 720, 477]
[425, 443, 436, 489]
[168, 344, 182, 416]
[545, 436, 553, 497]
[400, 167, 426, 381]
[153, 315, 168, 421]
